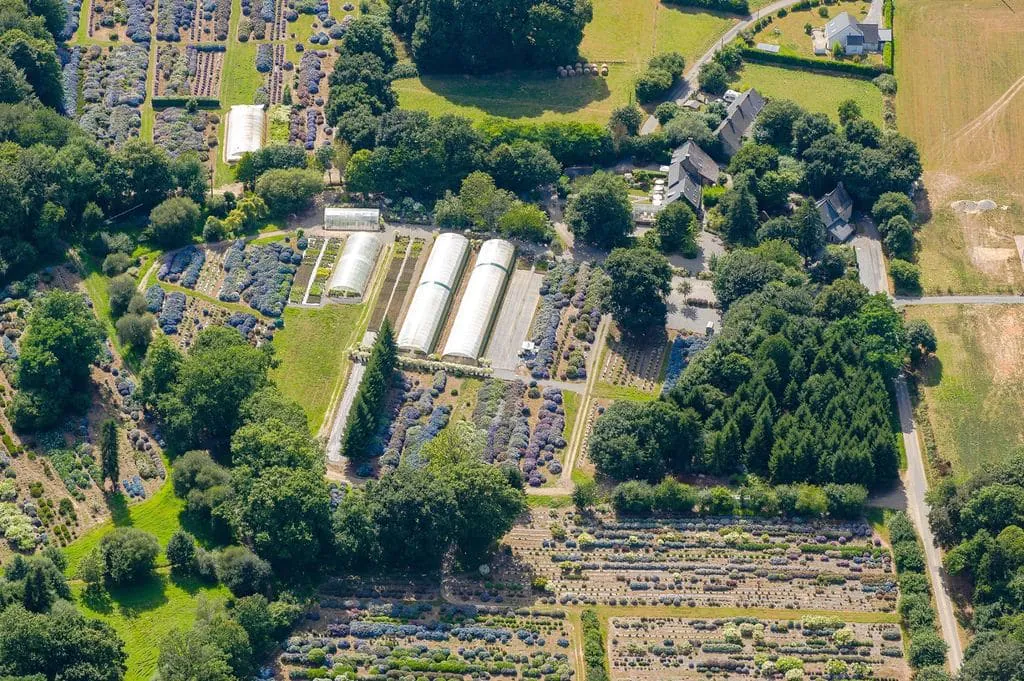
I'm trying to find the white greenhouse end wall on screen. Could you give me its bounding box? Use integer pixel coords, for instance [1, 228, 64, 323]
[328, 233, 381, 297]
[224, 105, 265, 164]
[324, 207, 381, 231]
[397, 232, 470, 355]
[442, 239, 515, 362]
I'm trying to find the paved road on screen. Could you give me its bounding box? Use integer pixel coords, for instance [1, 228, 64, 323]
[325, 361, 365, 465]
[640, 0, 806, 135]
[894, 377, 964, 674]
[852, 235, 888, 295]
[896, 295, 1024, 305]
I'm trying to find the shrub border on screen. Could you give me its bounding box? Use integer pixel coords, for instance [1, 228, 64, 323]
[739, 47, 891, 78]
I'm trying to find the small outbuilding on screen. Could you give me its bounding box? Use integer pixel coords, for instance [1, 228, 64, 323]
[324, 207, 381, 231]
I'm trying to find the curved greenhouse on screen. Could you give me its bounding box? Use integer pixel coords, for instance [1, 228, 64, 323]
[397, 232, 470, 354]
[328, 233, 381, 298]
[442, 239, 515, 362]
[225, 105, 265, 163]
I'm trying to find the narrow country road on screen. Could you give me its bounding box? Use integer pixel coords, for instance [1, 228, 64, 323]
[895, 294, 1024, 305]
[640, 0, 806, 134]
[852, 235, 887, 295]
[894, 377, 964, 674]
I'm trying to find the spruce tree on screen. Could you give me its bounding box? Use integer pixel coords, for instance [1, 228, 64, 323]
[341, 319, 398, 461]
[22, 563, 53, 613]
[99, 419, 120, 487]
[795, 198, 827, 261]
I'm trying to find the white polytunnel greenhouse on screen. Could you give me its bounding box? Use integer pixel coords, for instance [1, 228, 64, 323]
[397, 232, 470, 355]
[327, 233, 381, 298]
[324, 207, 381, 231]
[442, 239, 515, 362]
[224, 105, 265, 163]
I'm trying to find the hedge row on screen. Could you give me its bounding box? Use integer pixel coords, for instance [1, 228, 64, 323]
[887, 511, 949, 670]
[663, 0, 748, 15]
[193, 43, 227, 52]
[739, 47, 891, 78]
[581, 609, 609, 681]
[151, 96, 222, 109]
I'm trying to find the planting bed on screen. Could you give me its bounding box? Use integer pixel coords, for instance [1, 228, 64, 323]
[289, 235, 322, 303]
[661, 333, 709, 396]
[287, 48, 335, 147]
[305, 237, 340, 304]
[75, 44, 149, 148]
[218, 239, 302, 316]
[154, 45, 224, 98]
[280, 596, 576, 681]
[87, 0, 153, 41]
[599, 325, 671, 394]
[451, 509, 898, 612]
[608, 616, 908, 680]
[153, 107, 217, 162]
[368, 237, 423, 332]
[158, 245, 206, 289]
[163, 294, 275, 350]
[525, 261, 606, 381]
[255, 43, 285, 105]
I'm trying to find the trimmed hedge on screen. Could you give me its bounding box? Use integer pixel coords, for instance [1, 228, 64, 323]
[151, 96, 222, 109]
[739, 47, 891, 78]
[663, 0, 748, 14]
[581, 609, 609, 681]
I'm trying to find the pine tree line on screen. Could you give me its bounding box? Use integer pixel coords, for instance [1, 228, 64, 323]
[341, 319, 398, 460]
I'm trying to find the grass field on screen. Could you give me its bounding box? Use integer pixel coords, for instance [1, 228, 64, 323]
[730, 63, 884, 124]
[394, 0, 736, 123]
[905, 305, 1024, 477]
[896, 0, 1024, 293]
[270, 304, 367, 432]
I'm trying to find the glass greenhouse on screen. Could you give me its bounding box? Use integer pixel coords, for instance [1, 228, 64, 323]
[327, 233, 381, 298]
[442, 239, 515, 362]
[224, 105, 265, 163]
[397, 233, 470, 355]
[324, 207, 381, 231]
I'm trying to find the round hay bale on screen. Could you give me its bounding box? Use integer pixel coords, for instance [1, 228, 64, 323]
[558, 67, 566, 77]
[600, 65, 609, 76]
[575, 62, 583, 70]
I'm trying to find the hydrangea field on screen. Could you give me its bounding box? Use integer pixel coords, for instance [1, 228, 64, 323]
[0, 502, 39, 551]
[156, 0, 195, 40]
[158, 291, 187, 334]
[218, 240, 300, 316]
[89, 0, 153, 41]
[608, 616, 908, 680]
[60, 0, 82, 39]
[145, 284, 165, 312]
[526, 262, 576, 379]
[662, 333, 709, 395]
[158, 245, 206, 288]
[278, 599, 575, 681]
[376, 371, 451, 473]
[60, 47, 80, 116]
[76, 45, 149, 147]
[451, 509, 899, 613]
[153, 107, 212, 160]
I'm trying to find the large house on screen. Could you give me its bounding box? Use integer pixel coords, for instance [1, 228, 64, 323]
[714, 88, 765, 156]
[632, 139, 719, 224]
[819, 0, 892, 55]
[816, 182, 855, 242]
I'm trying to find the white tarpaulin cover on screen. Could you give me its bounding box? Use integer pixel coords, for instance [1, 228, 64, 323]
[397, 232, 469, 354]
[442, 239, 514, 361]
[225, 105, 265, 163]
[328, 233, 381, 296]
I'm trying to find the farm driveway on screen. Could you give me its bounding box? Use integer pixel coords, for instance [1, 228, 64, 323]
[325, 361, 365, 465]
[666, 277, 720, 334]
[486, 269, 543, 372]
[853, 234, 888, 295]
[895, 376, 965, 673]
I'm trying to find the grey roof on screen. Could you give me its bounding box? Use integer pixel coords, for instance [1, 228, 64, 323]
[714, 88, 765, 155]
[674, 140, 719, 184]
[816, 182, 854, 229]
[825, 12, 861, 44]
[859, 23, 879, 44]
[665, 162, 703, 211]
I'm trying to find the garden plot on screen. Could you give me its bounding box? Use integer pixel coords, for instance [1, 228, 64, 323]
[153, 108, 218, 163]
[661, 332, 709, 396]
[254, 43, 286, 105]
[525, 261, 607, 381]
[305, 237, 341, 304]
[280, 598, 576, 681]
[598, 325, 671, 395]
[87, 0, 153, 41]
[155, 0, 230, 41]
[290, 235, 323, 303]
[150, 288, 276, 349]
[369, 237, 424, 332]
[454, 509, 897, 613]
[75, 44, 149, 148]
[608, 616, 909, 680]
[154, 45, 224, 98]
[287, 47, 337, 147]
[157, 245, 206, 289]
[219, 239, 303, 316]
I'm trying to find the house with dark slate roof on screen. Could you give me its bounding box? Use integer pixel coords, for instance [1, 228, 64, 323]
[632, 139, 719, 223]
[816, 182, 855, 242]
[822, 0, 891, 55]
[714, 88, 765, 156]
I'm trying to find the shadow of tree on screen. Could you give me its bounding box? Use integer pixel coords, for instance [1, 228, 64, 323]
[918, 354, 943, 388]
[107, 573, 170, 619]
[105, 492, 132, 527]
[81, 584, 114, 615]
[169, 571, 217, 597]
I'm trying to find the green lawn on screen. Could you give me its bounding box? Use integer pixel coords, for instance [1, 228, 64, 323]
[730, 63, 884, 124]
[394, 0, 737, 124]
[561, 390, 579, 448]
[270, 304, 367, 433]
[72, 574, 230, 681]
[592, 382, 660, 402]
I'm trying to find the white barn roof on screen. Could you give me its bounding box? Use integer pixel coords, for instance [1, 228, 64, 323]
[328, 233, 381, 297]
[224, 105, 265, 163]
[442, 239, 515, 362]
[397, 232, 469, 354]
